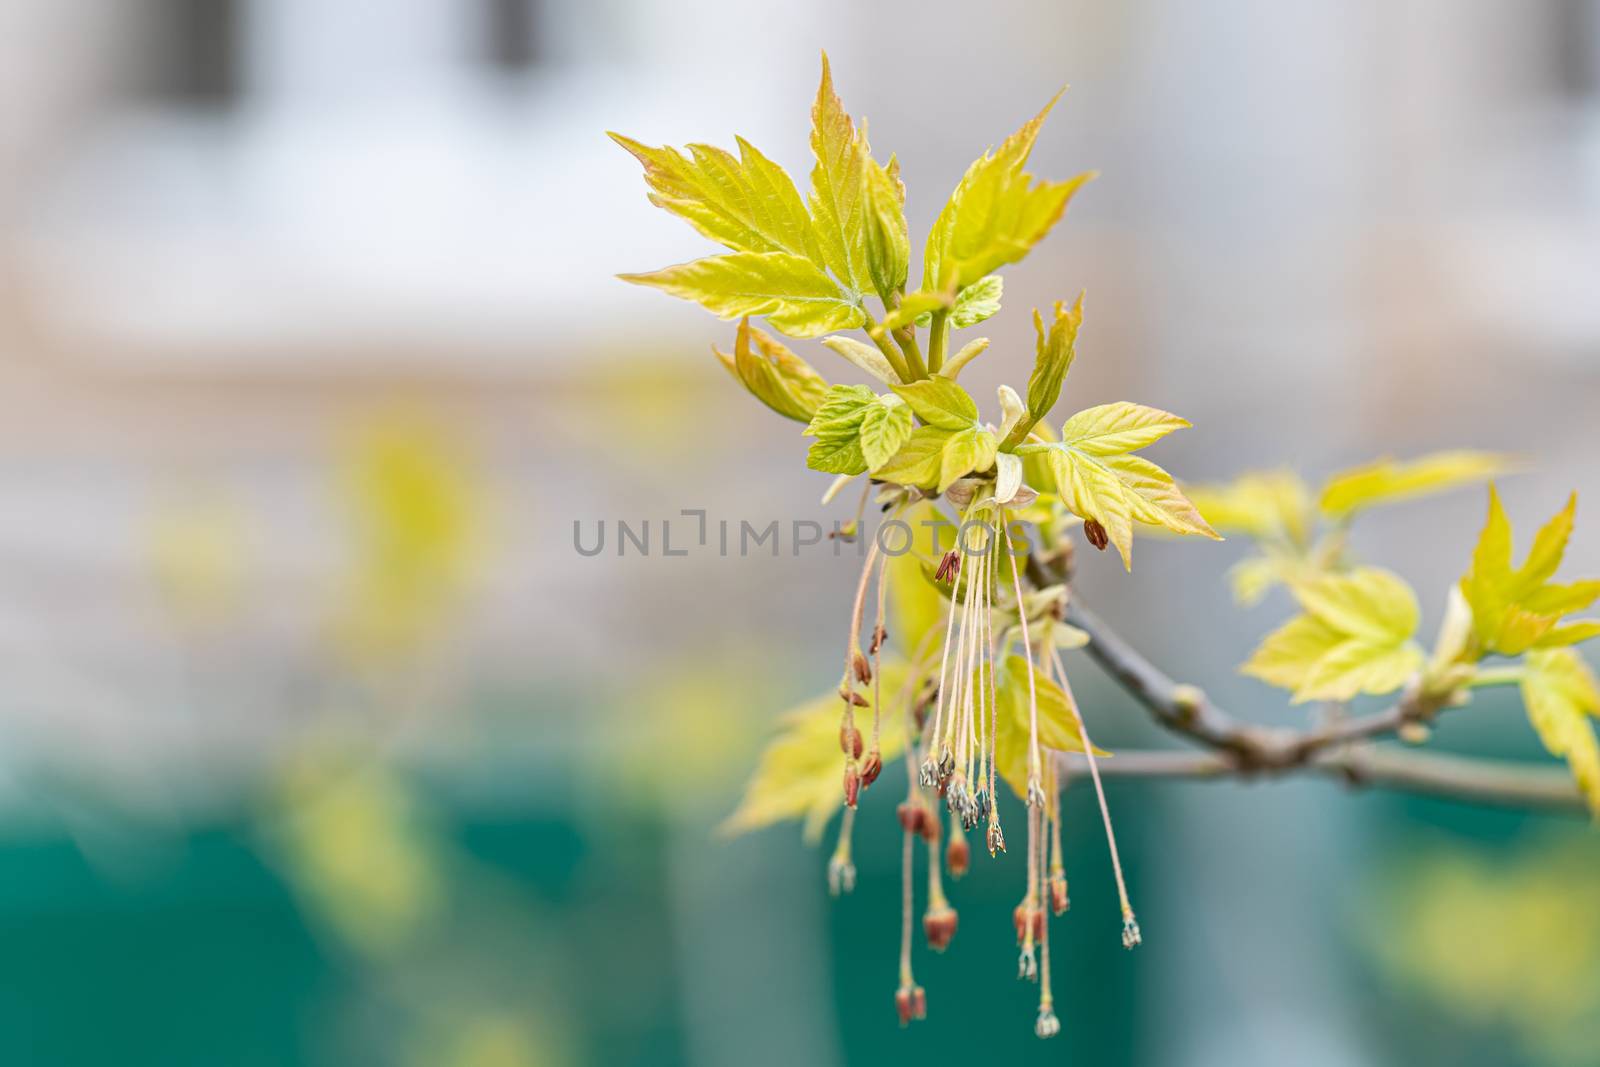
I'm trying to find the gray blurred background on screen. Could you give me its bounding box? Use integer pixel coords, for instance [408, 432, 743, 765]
[0, 1, 1598, 1065]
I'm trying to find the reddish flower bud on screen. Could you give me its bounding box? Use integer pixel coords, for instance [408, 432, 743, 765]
[920, 813, 942, 843]
[934, 549, 960, 583]
[838, 688, 870, 707]
[839, 725, 863, 759]
[843, 765, 861, 808]
[1013, 903, 1045, 945]
[1049, 874, 1070, 915]
[896, 802, 922, 834]
[946, 836, 970, 878]
[859, 750, 883, 788]
[1083, 518, 1109, 552]
[869, 625, 888, 655]
[911, 985, 926, 1020]
[894, 987, 914, 1027]
[851, 650, 872, 685]
[923, 905, 958, 952]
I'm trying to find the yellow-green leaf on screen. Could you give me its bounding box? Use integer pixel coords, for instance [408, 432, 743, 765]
[917, 274, 1003, 330]
[807, 54, 871, 295]
[610, 133, 823, 265]
[1046, 447, 1134, 569]
[1520, 648, 1600, 817]
[992, 655, 1106, 800]
[1183, 469, 1315, 548]
[922, 92, 1093, 293]
[891, 378, 979, 430]
[937, 427, 997, 493]
[621, 251, 864, 338]
[1060, 402, 1190, 457]
[875, 289, 952, 334]
[714, 318, 830, 421]
[1320, 451, 1515, 521]
[1242, 566, 1425, 703]
[858, 397, 914, 469]
[874, 426, 954, 489]
[720, 661, 910, 841]
[1100, 454, 1220, 541]
[1460, 487, 1599, 657]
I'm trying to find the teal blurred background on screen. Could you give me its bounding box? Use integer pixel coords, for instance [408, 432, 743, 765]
[1, 1, 1599, 1064]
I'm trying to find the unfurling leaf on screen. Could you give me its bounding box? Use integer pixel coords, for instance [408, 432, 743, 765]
[916, 274, 1003, 330]
[623, 251, 864, 338]
[1459, 487, 1600, 657]
[820, 335, 896, 384]
[922, 93, 1093, 294]
[860, 133, 910, 303]
[1241, 567, 1424, 703]
[714, 319, 831, 421]
[1320, 451, 1516, 521]
[610, 132, 823, 265]
[808, 54, 871, 296]
[1519, 649, 1600, 817]
[1016, 401, 1216, 569]
[992, 655, 1107, 801]
[1019, 294, 1084, 438]
[720, 661, 909, 842]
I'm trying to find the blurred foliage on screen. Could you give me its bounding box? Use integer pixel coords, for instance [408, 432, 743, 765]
[1365, 835, 1600, 1067]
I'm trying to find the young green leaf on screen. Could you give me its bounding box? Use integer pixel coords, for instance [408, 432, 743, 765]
[1519, 648, 1600, 817]
[1015, 400, 1216, 568]
[937, 427, 998, 493]
[1460, 487, 1600, 656]
[891, 378, 979, 430]
[609, 133, 824, 265]
[873, 426, 955, 489]
[1241, 567, 1425, 703]
[922, 92, 1093, 293]
[875, 289, 952, 335]
[858, 397, 914, 469]
[1320, 451, 1516, 521]
[714, 318, 831, 421]
[915, 274, 1003, 330]
[807, 54, 871, 296]
[1059, 402, 1189, 457]
[803, 384, 878, 475]
[623, 252, 864, 338]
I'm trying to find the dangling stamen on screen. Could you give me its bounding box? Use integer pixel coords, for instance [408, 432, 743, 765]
[861, 555, 891, 790]
[1015, 800, 1041, 980]
[1050, 645, 1141, 949]
[1048, 761, 1070, 915]
[1004, 511, 1045, 809]
[924, 515, 969, 787]
[972, 531, 998, 857]
[1035, 787, 1060, 1039]
[839, 540, 883, 805]
[895, 692, 928, 1026]
[922, 828, 957, 952]
[828, 805, 856, 896]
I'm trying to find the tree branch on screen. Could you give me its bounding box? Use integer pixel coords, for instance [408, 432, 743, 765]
[1057, 599, 1586, 816]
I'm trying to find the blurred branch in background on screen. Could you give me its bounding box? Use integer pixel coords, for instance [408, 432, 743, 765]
[1055, 600, 1586, 814]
